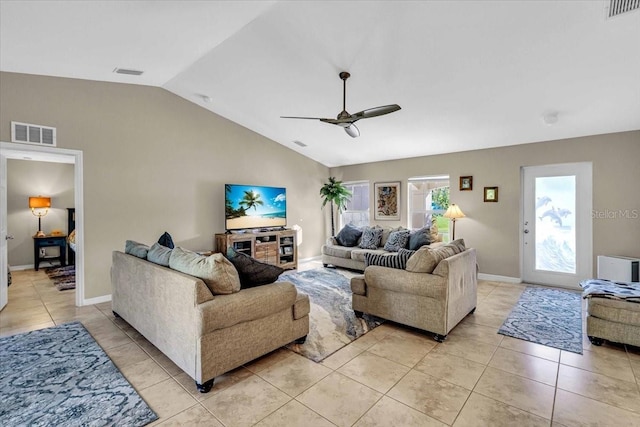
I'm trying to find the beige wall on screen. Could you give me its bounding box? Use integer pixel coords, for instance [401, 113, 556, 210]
[330, 131, 640, 278]
[7, 160, 75, 266]
[0, 72, 329, 299]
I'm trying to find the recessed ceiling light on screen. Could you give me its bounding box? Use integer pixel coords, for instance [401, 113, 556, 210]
[201, 95, 212, 103]
[542, 111, 559, 126]
[113, 67, 144, 76]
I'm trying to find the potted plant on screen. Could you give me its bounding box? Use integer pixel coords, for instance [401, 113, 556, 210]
[320, 177, 352, 236]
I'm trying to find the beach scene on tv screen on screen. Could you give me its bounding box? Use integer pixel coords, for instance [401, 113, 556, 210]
[225, 184, 286, 229]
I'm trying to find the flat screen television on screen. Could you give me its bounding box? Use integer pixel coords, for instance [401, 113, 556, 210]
[225, 184, 287, 231]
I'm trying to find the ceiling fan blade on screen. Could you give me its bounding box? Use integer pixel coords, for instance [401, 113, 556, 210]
[351, 104, 401, 120]
[344, 124, 360, 138]
[280, 116, 328, 120]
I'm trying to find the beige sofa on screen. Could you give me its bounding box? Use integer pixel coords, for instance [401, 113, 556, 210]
[351, 248, 477, 341]
[111, 251, 310, 392]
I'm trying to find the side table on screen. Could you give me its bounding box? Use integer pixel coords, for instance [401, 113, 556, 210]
[33, 235, 67, 271]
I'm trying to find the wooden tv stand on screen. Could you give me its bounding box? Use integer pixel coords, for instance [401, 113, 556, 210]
[215, 229, 297, 270]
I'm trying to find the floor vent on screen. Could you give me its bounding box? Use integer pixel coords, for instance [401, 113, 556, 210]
[607, 0, 640, 18]
[11, 121, 57, 147]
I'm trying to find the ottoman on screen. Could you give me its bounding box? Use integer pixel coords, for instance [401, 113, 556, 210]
[581, 279, 640, 346]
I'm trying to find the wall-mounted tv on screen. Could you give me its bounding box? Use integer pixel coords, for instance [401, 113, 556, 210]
[225, 184, 287, 231]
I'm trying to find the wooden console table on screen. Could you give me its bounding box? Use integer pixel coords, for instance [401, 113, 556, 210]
[33, 235, 67, 271]
[215, 229, 297, 269]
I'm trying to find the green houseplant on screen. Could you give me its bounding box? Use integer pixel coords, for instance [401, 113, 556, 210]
[320, 177, 352, 236]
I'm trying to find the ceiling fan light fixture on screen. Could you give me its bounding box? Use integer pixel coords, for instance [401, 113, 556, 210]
[344, 124, 360, 138]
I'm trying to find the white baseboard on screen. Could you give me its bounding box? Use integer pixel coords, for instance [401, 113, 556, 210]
[82, 294, 111, 306]
[478, 273, 522, 284]
[299, 255, 322, 263]
[9, 264, 34, 271]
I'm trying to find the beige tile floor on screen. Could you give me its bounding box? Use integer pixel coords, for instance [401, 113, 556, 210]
[3, 263, 640, 426]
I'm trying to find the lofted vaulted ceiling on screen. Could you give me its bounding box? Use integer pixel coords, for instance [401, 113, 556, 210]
[1, 1, 639, 167]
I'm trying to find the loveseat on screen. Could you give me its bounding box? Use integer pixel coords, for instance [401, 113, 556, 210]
[322, 224, 442, 272]
[351, 243, 477, 342]
[111, 250, 309, 393]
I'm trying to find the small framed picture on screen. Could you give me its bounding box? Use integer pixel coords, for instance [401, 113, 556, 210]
[484, 187, 499, 202]
[374, 181, 401, 221]
[460, 176, 473, 191]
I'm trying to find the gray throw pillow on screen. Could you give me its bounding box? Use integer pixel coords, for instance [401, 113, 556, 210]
[359, 226, 383, 249]
[226, 247, 284, 288]
[383, 230, 410, 252]
[364, 248, 415, 269]
[408, 226, 431, 250]
[335, 224, 363, 247]
[147, 242, 172, 267]
[125, 240, 149, 259]
[169, 247, 241, 295]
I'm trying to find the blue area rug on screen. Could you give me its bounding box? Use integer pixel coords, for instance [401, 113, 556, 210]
[279, 268, 382, 362]
[0, 322, 157, 426]
[498, 286, 583, 354]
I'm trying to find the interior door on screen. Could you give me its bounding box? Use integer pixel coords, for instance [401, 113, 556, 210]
[522, 163, 592, 289]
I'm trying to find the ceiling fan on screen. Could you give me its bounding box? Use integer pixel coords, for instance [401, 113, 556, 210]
[281, 71, 401, 138]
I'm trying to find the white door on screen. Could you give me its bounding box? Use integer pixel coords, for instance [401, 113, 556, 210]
[522, 163, 592, 289]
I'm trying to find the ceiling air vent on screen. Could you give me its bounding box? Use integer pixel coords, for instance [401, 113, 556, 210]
[293, 140, 307, 147]
[11, 121, 57, 147]
[113, 67, 144, 76]
[607, 0, 640, 18]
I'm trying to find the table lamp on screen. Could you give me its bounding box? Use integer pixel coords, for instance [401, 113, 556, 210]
[29, 196, 51, 237]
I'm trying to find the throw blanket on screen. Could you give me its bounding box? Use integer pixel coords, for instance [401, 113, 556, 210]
[580, 279, 640, 303]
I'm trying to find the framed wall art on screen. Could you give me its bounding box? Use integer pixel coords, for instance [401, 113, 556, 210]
[484, 186, 499, 202]
[374, 181, 401, 220]
[460, 176, 473, 191]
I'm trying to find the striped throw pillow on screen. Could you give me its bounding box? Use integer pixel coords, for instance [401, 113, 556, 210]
[364, 248, 416, 270]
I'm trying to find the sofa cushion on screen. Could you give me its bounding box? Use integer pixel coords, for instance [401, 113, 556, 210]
[125, 240, 149, 259]
[226, 247, 284, 288]
[383, 229, 410, 252]
[169, 247, 241, 295]
[336, 224, 363, 247]
[157, 231, 175, 249]
[350, 248, 387, 262]
[406, 239, 466, 273]
[147, 242, 172, 266]
[359, 226, 383, 249]
[322, 244, 355, 258]
[408, 226, 431, 250]
[365, 248, 415, 269]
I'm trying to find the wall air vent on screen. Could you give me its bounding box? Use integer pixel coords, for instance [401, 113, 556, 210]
[11, 121, 57, 147]
[293, 140, 307, 147]
[113, 67, 144, 76]
[607, 0, 639, 18]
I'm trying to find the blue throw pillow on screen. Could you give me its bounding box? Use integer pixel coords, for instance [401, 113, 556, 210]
[408, 226, 431, 250]
[158, 231, 175, 249]
[125, 240, 149, 259]
[335, 224, 363, 247]
[383, 230, 410, 252]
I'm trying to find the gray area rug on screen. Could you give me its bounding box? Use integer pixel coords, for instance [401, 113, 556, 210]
[0, 322, 157, 426]
[498, 286, 583, 354]
[279, 268, 383, 362]
[44, 265, 75, 291]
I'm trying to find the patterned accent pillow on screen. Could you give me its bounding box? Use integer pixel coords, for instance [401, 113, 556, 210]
[365, 248, 416, 269]
[225, 247, 284, 288]
[335, 224, 363, 247]
[359, 226, 383, 249]
[383, 230, 410, 252]
[125, 240, 149, 259]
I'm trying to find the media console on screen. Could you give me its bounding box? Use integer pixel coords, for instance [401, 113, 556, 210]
[215, 229, 297, 270]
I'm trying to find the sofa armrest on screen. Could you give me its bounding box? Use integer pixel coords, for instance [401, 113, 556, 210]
[198, 281, 298, 333]
[435, 248, 478, 327]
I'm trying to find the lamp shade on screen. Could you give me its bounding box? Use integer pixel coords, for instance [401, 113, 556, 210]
[443, 204, 465, 219]
[29, 196, 51, 209]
